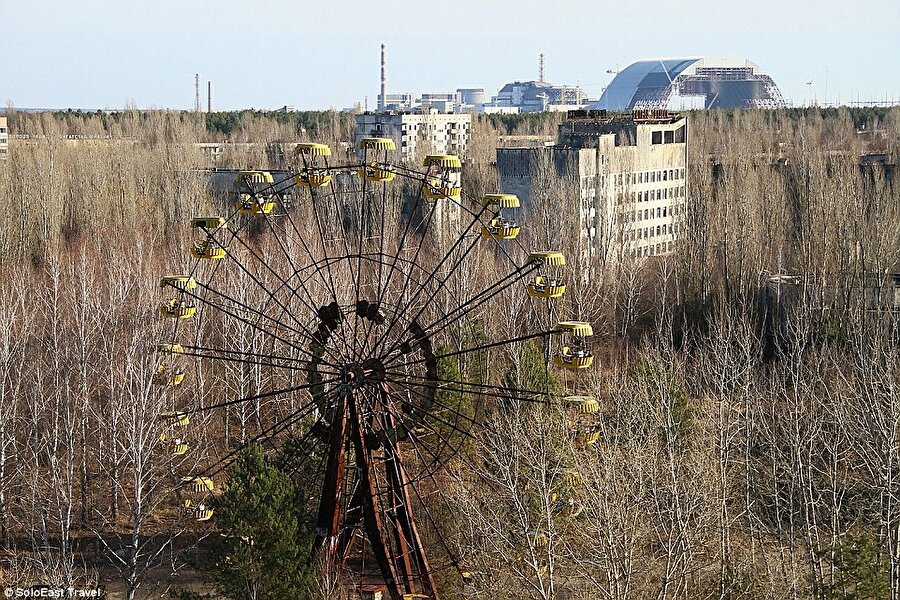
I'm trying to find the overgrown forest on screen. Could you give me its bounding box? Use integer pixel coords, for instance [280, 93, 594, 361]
[0, 106, 898, 599]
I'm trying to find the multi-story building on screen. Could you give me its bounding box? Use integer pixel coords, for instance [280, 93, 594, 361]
[0, 116, 8, 159]
[497, 109, 687, 263]
[355, 112, 471, 162]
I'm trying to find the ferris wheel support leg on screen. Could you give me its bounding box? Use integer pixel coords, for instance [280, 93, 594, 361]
[337, 483, 365, 563]
[349, 394, 405, 600]
[312, 394, 348, 567]
[384, 438, 440, 599]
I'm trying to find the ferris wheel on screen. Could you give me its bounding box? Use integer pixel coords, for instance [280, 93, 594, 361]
[153, 138, 597, 599]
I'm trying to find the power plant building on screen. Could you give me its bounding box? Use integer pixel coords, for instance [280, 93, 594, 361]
[497, 110, 688, 263]
[595, 55, 785, 110]
[487, 80, 587, 113]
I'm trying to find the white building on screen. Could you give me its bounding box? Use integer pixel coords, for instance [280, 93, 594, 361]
[497, 110, 687, 263]
[0, 116, 8, 159]
[355, 112, 471, 162]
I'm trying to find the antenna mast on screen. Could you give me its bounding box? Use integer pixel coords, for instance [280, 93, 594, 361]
[539, 53, 545, 83]
[379, 44, 386, 112]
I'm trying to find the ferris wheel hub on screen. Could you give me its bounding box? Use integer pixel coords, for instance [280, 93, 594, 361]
[342, 358, 387, 390]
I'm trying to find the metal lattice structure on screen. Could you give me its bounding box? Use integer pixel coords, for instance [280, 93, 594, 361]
[153, 140, 594, 599]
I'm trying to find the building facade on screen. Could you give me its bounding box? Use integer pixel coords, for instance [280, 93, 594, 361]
[355, 112, 471, 161]
[0, 116, 8, 159]
[497, 110, 687, 263]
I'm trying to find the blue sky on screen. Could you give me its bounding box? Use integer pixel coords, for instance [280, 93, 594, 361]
[3, 0, 898, 110]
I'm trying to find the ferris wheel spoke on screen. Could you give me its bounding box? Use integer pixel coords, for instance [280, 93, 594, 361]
[182, 283, 341, 366]
[371, 203, 490, 360]
[385, 329, 555, 371]
[381, 260, 540, 362]
[368, 176, 433, 321]
[417, 261, 539, 340]
[380, 385, 478, 445]
[223, 231, 324, 319]
[182, 376, 340, 416]
[382, 369, 553, 406]
[378, 377, 481, 429]
[199, 398, 323, 481]
[238, 208, 343, 333]
[175, 344, 329, 374]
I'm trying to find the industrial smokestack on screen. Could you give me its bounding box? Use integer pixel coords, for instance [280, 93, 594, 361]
[207, 81, 212, 112]
[379, 44, 386, 112]
[194, 74, 201, 112]
[539, 53, 545, 83]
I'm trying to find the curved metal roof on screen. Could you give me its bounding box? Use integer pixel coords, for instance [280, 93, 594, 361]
[594, 55, 779, 110]
[598, 58, 700, 110]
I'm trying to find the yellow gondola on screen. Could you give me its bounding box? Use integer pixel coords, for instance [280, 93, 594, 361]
[294, 142, 332, 157]
[573, 428, 601, 447]
[191, 239, 227, 260]
[423, 178, 461, 200]
[156, 344, 184, 355]
[161, 298, 196, 319]
[160, 276, 196, 291]
[159, 411, 190, 426]
[562, 468, 582, 487]
[526, 251, 566, 297]
[160, 434, 188, 456]
[182, 499, 214, 522]
[190, 216, 227, 231]
[481, 193, 521, 239]
[554, 499, 584, 518]
[423, 155, 462, 200]
[235, 195, 276, 214]
[527, 531, 548, 548]
[358, 164, 395, 183]
[526, 275, 566, 298]
[357, 137, 396, 151]
[153, 366, 185, 386]
[527, 251, 566, 266]
[564, 395, 599, 414]
[182, 476, 215, 493]
[190, 217, 228, 258]
[554, 321, 594, 369]
[295, 168, 333, 188]
[294, 143, 334, 187]
[480, 217, 520, 240]
[235, 171, 276, 214]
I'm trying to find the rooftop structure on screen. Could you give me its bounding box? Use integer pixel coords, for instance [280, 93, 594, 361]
[595, 55, 785, 111]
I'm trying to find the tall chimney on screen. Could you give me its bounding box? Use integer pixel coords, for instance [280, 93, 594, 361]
[379, 43, 386, 112]
[194, 74, 201, 112]
[539, 53, 545, 83]
[207, 81, 212, 112]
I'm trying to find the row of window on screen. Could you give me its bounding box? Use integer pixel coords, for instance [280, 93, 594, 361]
[636, 186, 685, 203]
[632, 241, 674, 257]
[627, 222, 680, 241]
[635, 204, 682, 222]
[611, 168, 686, 187]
